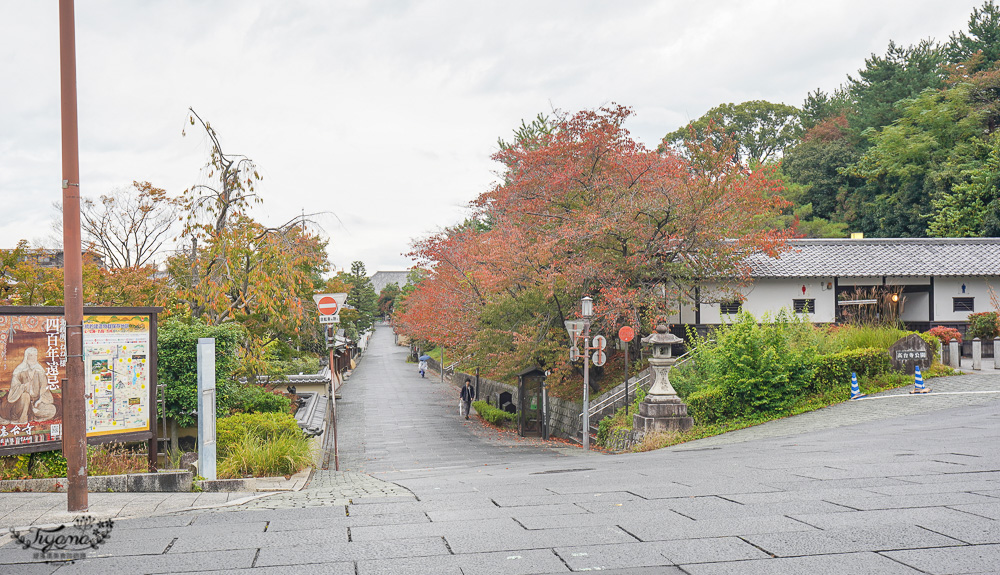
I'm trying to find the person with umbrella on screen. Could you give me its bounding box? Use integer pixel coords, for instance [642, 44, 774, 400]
[418, 354, 430, 378]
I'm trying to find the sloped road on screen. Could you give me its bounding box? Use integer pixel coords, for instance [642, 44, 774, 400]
[2, 327, 998, 574]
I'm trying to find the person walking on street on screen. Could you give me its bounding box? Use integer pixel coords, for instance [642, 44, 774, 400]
[460, 378, 475, 419]
[418, 359, 427, 378]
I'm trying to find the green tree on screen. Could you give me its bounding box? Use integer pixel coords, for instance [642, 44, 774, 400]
[850, 66, 1000, 236]
[662, 100, 803, 165]
[847, 39, 945, 136]
[947, 1, 1000, 72]
[781, 114, 863, 221]
[378, 283, 401, 317]
[343, 261, 378, 338]
[801, 88, 851, 130]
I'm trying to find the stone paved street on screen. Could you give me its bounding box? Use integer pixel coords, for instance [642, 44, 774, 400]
[0, 325, 998, 574]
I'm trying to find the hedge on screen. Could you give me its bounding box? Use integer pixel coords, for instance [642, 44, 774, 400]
[472, 400, 515, 426]
[811, 347, 892, 393]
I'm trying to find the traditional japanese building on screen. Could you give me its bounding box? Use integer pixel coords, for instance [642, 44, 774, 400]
[682, 237, 1000, 333]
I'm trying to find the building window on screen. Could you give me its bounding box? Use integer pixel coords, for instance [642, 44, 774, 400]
[719, 300, 742, 315]
[953, 297, 975, 312]
[793, 299, 815, 313]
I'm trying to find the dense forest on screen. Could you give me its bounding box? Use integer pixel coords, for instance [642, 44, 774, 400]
[662, 0, 1000, 239]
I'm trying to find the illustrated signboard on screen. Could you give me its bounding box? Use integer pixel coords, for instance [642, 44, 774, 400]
[83, 315, 151, 436]
[0, 315, 66, 448]
[0, 307, 160, 459]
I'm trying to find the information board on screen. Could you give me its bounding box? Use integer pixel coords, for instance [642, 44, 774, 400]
[0, 307, 160, 458]
[83, 315, 151, 436]
[0, 315, 66, 448]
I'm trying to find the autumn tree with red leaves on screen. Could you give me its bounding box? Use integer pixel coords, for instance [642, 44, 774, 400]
[395, 105, 790, 399]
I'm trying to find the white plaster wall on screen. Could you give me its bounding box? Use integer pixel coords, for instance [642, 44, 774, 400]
[900, 291, 930, 322]
[934, 277, 1000, 321]
[699, 278, 836, 324]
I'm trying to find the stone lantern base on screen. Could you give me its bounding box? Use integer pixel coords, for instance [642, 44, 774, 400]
[633, 396, 693, 433]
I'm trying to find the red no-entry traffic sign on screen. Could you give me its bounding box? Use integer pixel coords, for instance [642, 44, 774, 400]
[317, 296, 339, 315]
[618, 325, 635, 343]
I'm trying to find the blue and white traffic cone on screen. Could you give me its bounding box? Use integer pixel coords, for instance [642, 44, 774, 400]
[910, 365, 930, 394]
[850, 372, 866, 400]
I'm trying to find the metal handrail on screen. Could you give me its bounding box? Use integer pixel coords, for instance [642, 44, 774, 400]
[587, 372, 651, 417]
[580, 343, 704, 422]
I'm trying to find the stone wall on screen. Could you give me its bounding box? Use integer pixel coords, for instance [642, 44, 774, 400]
[424, 361, 661, 443]
[425, 360, 587, 441]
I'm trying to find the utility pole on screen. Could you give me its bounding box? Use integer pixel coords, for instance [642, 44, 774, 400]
[59, 0, 88, 512]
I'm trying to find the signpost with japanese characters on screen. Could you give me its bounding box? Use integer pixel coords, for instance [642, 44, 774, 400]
[0, 307, 160, 465]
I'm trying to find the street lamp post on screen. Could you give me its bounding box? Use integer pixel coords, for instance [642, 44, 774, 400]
[581, 296, 593, 451]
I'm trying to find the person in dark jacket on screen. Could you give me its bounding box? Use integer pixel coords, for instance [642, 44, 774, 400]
[460, 378, 475, 419]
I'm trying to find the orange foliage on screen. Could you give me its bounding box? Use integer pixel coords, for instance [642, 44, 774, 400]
[396, 104, 791, 385]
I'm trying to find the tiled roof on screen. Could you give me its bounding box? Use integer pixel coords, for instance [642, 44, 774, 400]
[370, 270, 410, 294]
[747, 238, 1000, 278]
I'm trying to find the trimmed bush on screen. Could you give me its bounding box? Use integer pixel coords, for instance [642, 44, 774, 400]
[158, 319, 246, 427]
[226, 383, 292, 415]
[472, 400, 515, 426]
[812, 347, 892, 392]
[685, 387, 729, 425]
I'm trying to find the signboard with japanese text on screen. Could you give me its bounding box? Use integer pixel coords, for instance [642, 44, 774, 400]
[83, 315, 151, 436]
[0, 307, 160, 458]
[0, 315, 66, 449]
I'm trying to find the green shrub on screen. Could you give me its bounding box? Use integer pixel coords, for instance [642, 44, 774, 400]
[687, 310, 817, 418]
[158, 319, 247, 427]
[226, 383, 292, 415]
[472, 400, 515, 425]
[685, 387, 729, 424]
[30, 450, 67, 478]
[217, 412, 304, 457]
[967, 312, 1000, 340]
[811, 347, 892, 392]
[595, 386, 647, 446]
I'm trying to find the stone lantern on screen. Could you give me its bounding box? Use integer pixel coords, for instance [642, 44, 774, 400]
[633, 324, 693, 433]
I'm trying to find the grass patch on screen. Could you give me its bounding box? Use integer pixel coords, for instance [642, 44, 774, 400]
[0, 443, 148, 480]
[217, 434, 314, 479]
[216, 412, 313, 478]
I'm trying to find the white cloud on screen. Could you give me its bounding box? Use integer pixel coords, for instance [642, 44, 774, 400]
[0, 0, 987, 273]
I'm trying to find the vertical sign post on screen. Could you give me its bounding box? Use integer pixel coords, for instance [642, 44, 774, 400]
[197, 338, 217, 481]
[315, 293, 346, 471]
[618, 326, 635, 414]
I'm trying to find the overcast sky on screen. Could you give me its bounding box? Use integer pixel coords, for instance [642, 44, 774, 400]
[0, 0, 988, 274]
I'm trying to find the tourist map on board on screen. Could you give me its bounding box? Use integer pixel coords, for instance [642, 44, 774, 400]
[83, 315, 150, 435]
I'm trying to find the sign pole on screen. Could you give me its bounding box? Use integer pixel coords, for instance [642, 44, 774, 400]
[582, 319, 590, 451]
[59, 0, 87, 512]
[624, 340, 629, 415]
